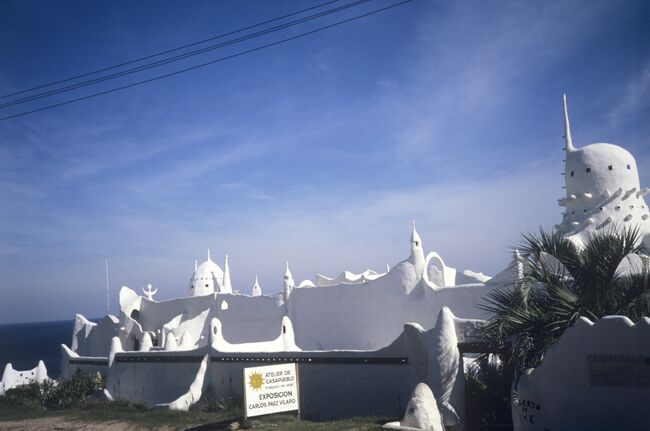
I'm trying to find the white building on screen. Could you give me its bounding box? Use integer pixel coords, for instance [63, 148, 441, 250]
[3, 95, 647, 429]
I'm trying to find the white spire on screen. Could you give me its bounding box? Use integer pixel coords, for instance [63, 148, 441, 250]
[194, 260, 198, 271]
[252, 275, 261, 297]
[409, 220, 425, 277]
[283, 261, 294, 301]
[563, 94, 575, 152]
[207, 249, 212, 261]
[411, 220, 422, 247]
[222, 255, 232, 293]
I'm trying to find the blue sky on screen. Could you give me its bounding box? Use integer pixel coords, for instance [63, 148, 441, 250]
[0, 0, 648, 323]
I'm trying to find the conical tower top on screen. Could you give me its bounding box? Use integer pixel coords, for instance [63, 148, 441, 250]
[411, 220, 421, 247]
[563, 94, 575, 152]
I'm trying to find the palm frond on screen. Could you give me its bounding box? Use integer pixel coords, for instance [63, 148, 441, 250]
[478, 225, 650, 376]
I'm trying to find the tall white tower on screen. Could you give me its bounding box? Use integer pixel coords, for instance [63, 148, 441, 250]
[556, 95, 650, 245]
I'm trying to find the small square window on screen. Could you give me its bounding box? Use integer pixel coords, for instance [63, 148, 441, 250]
[570, 171, 574, 177]
[586, 168, 591, 173]
[608, 165, 613, 171]
[627, 164, 631, 170]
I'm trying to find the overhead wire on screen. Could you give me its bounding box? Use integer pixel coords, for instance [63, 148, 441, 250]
[0, 0, 374, 109]
[0, 0, 343, 101]
[0, 0, 414, 122]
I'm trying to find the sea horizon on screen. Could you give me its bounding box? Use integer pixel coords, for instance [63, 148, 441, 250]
[0, 318, 99, 379]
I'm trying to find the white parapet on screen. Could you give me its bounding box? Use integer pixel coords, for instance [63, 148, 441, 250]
[0, 361, 49, 395]
[210, 315, 300, 352]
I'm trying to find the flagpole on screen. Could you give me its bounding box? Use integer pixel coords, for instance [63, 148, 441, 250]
[105, 258, 110, 315]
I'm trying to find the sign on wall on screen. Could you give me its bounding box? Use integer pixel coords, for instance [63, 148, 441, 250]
[587, 354, 650, 387]
[243, 363, 300, 418]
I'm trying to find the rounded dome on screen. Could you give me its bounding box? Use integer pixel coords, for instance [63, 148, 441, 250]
[189, 258, 223, 296]
[565, 143, 639, 197]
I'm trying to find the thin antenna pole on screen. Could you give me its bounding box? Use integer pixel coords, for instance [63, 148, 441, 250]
[105, 258, 110, 314]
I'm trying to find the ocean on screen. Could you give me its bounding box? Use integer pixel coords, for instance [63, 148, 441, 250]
[0, 320, 78, 379]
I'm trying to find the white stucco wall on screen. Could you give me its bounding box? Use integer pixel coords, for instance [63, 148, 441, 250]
[60, 343, 108, 380]
[72, 314, 120, 357]
[101, 309, 468, 428]
[74, 227, 493, 362]
[513, 316, 650, 431]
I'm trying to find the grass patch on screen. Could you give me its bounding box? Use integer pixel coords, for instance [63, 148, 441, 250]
[0, 374, 391, 430]
[0, 402, 389, 430]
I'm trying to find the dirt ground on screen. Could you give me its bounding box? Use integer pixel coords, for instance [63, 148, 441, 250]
[0, 417, 176, 431]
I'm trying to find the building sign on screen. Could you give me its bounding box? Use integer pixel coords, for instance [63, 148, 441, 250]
[587, 354, 650, 387]
[243, 363, 300, 418]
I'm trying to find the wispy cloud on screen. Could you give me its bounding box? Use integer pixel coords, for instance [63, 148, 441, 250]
[608, 60, 650, 127]
[379, 0, 616, 163]
[0, 0, 646, 323]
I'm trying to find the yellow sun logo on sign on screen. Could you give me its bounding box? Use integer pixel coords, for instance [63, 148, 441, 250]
[248, 372, 264, 391]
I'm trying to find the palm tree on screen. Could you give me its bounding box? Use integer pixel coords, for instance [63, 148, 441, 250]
[479, 226, 650, 374]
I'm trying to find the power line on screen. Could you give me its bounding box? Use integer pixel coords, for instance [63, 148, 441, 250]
[0, 0, 343, 101]
[0, 0, 374, 109]
[0, 0, 414, 122]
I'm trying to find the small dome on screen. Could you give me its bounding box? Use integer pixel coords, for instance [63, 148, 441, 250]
[189, 256, 223, 297]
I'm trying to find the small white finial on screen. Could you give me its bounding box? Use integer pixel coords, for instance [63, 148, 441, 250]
[142, 283, 157, 300]
[207, 249, 211, 261]
[194, 260, 198, 271]
[563, 94, 575, 152]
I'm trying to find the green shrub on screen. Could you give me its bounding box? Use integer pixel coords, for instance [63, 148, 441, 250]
[0, 384, 43, 408]
[465, 356, 512, 430]
[0, 371, 106, 409]
[195, 390, 242, 413]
